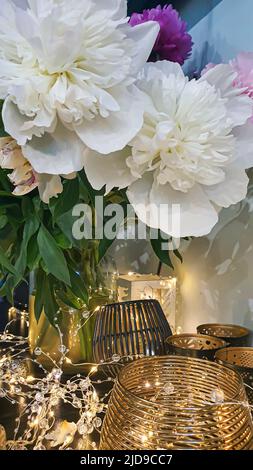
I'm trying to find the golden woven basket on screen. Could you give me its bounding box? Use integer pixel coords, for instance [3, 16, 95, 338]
[166, 334, 227, 360]
[215, 347, 253, 407]
[197, 323, 251, 347]
[100, 356, 253, 450]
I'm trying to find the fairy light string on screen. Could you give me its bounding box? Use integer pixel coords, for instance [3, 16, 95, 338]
[0, 307, 117, 450]
[0, 307, 253, 450]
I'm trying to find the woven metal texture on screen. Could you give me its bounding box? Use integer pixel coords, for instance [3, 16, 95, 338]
[100, 356, 253, 450]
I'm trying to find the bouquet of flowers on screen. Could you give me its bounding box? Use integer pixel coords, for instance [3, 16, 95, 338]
[0, 0, 253, 326]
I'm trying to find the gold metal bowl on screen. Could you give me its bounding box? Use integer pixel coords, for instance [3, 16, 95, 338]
[100, 356, 253, 450]
[197, 323, 251, 347]
[166, 334, 227, 360]
[215, 347, 253, 407]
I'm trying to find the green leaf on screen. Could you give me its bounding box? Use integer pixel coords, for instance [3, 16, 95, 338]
[7, 203, 23, 224]
[0, 224, 16, 252]
[151, 232, 174, 269]
[174, 249, 183, 263]
[40, 259, 50, 275]
[0, 168, 12, 192]
[98, 199, 127, 261]
[56, 209, 77, 247]
[0, 274, 15, 303]
[23, 217, 40, 247]
[105, 192, 126, 205]
[98, 237, 115, 262]
[0, 128, 8, 138]
[53, 178, 79, 220]
[56, 289, 83, 310]
[37, 225, 71, 286]
[27, 234, 41, 271]
[0, 215, 8, 229]
[57, 211, 73, 242]
[34, 269, 46, 321]
[0, 245, 19, 275]
[0, 204, 21, 219]
[68, 267, 88, 304]
[33, 196, 42, 215]
[22, 197, 34, 219]
[14, 217, 40, 280]
[43, 276, 58, 326]
[0, 101, 8, 138]
[79, 170, 102, 206]
[0, 190, 16, 198]
[34, 271, 58, 325]
[54, 231, 72, 249]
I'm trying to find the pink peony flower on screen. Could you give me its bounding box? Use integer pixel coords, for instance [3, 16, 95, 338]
[129, 4, 193, 65]
[201, 63, 216, 76]
[202, 54, 253, 122]
[231, 52, 253, 98]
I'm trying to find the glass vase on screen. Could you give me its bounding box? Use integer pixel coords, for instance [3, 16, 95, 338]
[29, 242, 118, 372]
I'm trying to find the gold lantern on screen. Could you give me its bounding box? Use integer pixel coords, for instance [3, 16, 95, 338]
[100, 356, 253, 450]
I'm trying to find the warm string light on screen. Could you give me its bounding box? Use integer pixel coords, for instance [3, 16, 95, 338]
[101, 355, 253, 451]
[0, 349, 114, 450]
[0, 308, 118, 450]
[0, 308, 150, 450]
[1, 307, 253, 450]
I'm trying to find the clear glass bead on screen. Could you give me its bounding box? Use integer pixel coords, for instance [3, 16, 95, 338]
[163, 382, 175, 395]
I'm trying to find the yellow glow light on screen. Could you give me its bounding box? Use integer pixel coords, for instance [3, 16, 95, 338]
[26, 376, 35, 383]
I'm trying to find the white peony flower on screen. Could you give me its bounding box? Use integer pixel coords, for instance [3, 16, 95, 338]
[0, 0, 159, 175]
[0, 136, 74, 202]
[84, 61, 253, 237]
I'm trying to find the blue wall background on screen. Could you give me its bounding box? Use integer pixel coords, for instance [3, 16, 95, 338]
[184, 0, 253, 76]
[128, 0, 223, 29]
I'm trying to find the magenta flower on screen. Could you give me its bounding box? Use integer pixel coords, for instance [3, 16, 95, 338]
[129, 4, 193, 65]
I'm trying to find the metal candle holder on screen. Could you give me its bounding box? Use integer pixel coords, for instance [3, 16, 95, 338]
[197, 323, 252, 347]
[100, 356, 253, 450]
[166, 333, 227, 360]
[215, 347, 253, 407]
[93, 299, 172, 375]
